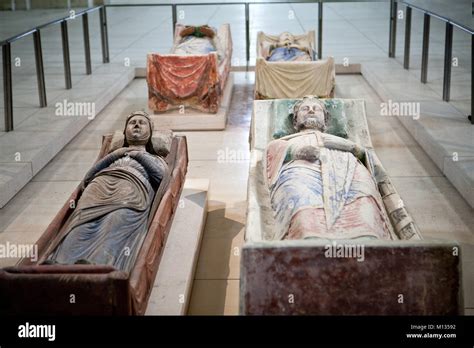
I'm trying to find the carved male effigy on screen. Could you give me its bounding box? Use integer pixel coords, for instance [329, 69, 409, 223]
[266, 96, 394, 240]
[255, 31, 335, 100]
[147, 24, 232, 113]
[266, 32, 313, 62]
[43, 112, 168, 271]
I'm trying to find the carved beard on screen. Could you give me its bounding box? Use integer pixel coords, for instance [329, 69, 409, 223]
[299, 116, 325, 132]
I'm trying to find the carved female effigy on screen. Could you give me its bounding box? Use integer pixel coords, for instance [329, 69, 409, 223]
[0, 111, 188, 315]
[44, 112, 168, 271]
[147, 24, 232, 113]
[255, 31, 335, 100]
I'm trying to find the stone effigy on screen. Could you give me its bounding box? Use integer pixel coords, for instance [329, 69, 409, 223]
[43, 112, 168, 272]
[147, 24, 232, 114]
[266, 96, 394, 241]
[266, 32, 313, 62]
[241, 97, 461, 315]
[0, 111, 188, 315]
[255, 31, 335, 100]
[254, 96, 418, 241]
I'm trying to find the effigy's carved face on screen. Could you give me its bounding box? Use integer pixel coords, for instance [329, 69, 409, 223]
[279, 32, 295, 46]
[125, 115, 152, 145]
[293, 99, 327, 132]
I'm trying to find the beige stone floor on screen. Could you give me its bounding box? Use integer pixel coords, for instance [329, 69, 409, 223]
[185, 75, 252, 315]
[0, 72, 471, 314]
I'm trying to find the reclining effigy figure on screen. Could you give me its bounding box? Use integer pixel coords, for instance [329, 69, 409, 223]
[266, 32, 313, 62]
[173, 25, 222, 57]
[43, 111, 168, 272]
[0, 111, 188, 315]
[266, 96, 395, 240]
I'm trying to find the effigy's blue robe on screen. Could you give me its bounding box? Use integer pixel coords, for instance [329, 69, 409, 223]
[48, 150, 167, 272]
[266, 131, 393, 241]
[267, 46, 311, 62]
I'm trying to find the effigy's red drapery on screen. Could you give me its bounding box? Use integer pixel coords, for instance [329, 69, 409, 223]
[147, 53, 220, 113]
[147, 23, 232, 114]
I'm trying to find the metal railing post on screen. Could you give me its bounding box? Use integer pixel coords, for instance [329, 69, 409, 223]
[420, 13, 430, 83]
[442, 22, 453, 101]
[33, 30, 47, 107]
[2, 43, 13, 131]
[471, 34, 473, 124]
[389, 0, 397, 57]
[245, 2, 250, 70]
[403, 6, 411, 69]
[99, 6, 110, 63]
[61, 20, 72, 89]
[172, 4, 177, 34]
[82, 13, 92, 75]
[318, 1, 323, 59]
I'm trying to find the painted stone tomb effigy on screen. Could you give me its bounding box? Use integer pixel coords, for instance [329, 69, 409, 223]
[0, 112, 188, 315]
[255, 31, 335, 100]
[147, 24, 233, 130]
[241, 96, 461, 315]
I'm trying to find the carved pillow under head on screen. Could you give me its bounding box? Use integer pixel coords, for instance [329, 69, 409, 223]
[108, 129, 173, 158]
[179, 25, 216, 39]
[271, 98, 349, 140]
[260, 33, 313, 58]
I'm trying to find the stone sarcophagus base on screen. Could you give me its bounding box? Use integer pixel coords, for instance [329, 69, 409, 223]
[150, 73, 234, 131]
[0, 135, 188, 315]
[241, 240, 462, 315]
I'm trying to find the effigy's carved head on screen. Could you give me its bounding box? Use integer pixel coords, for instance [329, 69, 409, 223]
[278, 32, 295, 46]
[180, 25, 215, 39]
[291, 96, 329, 132]
[123, 111, 156, 153]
